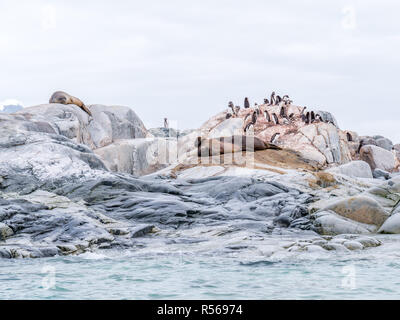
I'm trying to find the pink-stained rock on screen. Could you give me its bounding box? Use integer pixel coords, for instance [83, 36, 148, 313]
[200, 103, 353, 167]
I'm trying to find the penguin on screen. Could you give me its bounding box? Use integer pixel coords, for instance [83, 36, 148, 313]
[272, 113, 279, 124]
[283, 95, 292, 105]
[270, 132, 280, 144]
[279, 105, 287, 118]
[310, 111, 315, 123]
[235, 106, 241, 115]
[304, 112, 310, 124]
[346, 132, 353, 142]
[244, 123, 254, 132]
[226, 113, 233, 119]
[244, 97, 250, 109]
[264, 98, 269, 104]
[270, 92, 276, 105]
[244, 111, 257, 132]
[251, 111, 257, 124]
[264, 110, 271, 122]
[228, 101, 235, 114]
[196, 137, 203, 157]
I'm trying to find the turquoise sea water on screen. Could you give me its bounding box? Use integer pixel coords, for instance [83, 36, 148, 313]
[1, 236, 400, 299]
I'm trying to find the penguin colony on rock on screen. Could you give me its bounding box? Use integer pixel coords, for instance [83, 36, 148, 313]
[226, 91, 334, 132]
[225, 91, 337, 144]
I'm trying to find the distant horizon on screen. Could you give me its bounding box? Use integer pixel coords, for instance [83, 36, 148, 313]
[2, 0, 400, 142]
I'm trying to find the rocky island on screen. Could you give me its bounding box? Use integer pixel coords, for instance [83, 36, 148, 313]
[1, 92, 400, 262]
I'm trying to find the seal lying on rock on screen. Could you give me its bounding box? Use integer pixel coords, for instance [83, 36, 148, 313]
[196, 135, 280, 157]
[49, 91, 92, 116]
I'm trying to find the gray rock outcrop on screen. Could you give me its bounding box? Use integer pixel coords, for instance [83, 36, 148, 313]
[15, 103, 148, 149]
[360, 145, 395, 171]
[0, 104, 320, 258]
[1, 101, 398, 260]
[359, 135, 393, 151]
[327, 160, 372, 179]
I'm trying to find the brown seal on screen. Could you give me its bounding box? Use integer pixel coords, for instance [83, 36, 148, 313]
[49, 91, 92, 116]
[196, 135, 280, 157]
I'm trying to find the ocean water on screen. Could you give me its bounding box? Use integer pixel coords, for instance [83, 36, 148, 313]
[1, 235, 400, 299]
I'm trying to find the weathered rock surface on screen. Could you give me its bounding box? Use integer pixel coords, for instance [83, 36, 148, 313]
[359, 135, 393, 151]
[327, 160, 372, 179]
[0, 169, 316, 258]
[360, 145, 395, 171]
[286, 234, 380, 252]
[0, 222, 13, 240]
[377, 190, 400, 234]
[321, 196, 388, 227]
[0, 126, 108, 194]
[378, 213, 400, 234]
[15, 104, 148, 149]
[305, 171, 400, 235]
[95, 138, 178, 176]
[208, 118, 244, 139]
[312, 211, 378, 235]
[0, 104, 181, 178]
[373, 168, 391, 180]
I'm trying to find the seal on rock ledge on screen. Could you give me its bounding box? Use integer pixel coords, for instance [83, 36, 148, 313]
[49, 91, 92, 116]
[196, 135, 281, 157]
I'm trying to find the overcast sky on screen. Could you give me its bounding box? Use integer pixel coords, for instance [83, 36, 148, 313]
[1, 1, 400, 141]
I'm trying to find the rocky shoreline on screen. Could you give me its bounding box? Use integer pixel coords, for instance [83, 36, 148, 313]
[1, 100, 400, 259]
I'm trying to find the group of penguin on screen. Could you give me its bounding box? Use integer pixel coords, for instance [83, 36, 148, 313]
[225, 92, 333, 134]
[226, 92, 294, 132]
